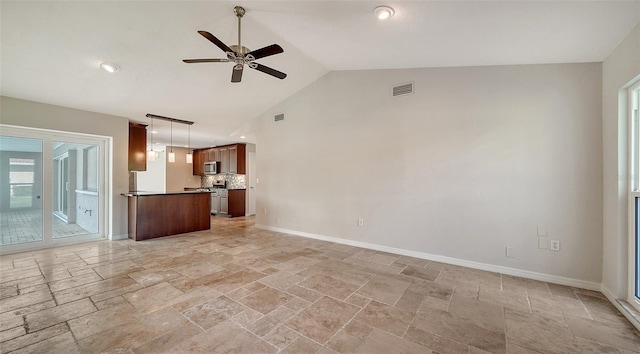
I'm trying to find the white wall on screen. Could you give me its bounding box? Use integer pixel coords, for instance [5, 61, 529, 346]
[1, 96, 129, 239]
[254, 63, 603, 284]
[165, 147, 200, 192]
[138, 150, 166, 193]
[602, 24, 640, 297]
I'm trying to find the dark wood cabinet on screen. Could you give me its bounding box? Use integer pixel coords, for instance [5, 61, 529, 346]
[126, 192, 210, 241]
[228, 189, 246, 217]
[193, 150, 205, 175]
[192, 143, 246, 176]
[206, 148, 218, 162]
[231, 144, 246, 174]
[128, 122, 147, 171]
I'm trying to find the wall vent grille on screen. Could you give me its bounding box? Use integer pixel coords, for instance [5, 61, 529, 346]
[275, 113, 285, 122]
[392, 82, 414, 97]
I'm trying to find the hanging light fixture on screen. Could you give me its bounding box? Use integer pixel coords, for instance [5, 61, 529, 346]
[148, 117, 156, 162]
[186, 125, 193, 164]
[145, 114, 195, 164]
[168, 120, 176, 163]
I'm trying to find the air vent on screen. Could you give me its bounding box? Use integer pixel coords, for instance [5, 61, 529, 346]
[275, 113, 284, 122]
[392, 82, 414, 97]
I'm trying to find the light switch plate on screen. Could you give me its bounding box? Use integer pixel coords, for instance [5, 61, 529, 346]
[538, 237, 548, 249]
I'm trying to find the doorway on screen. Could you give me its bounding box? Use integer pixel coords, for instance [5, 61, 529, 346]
[0, 125, 109, 253]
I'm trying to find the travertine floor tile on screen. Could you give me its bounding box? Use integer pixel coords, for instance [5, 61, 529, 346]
[25, 297, 96, 332]
[286, 296, 359, 343]
[505, 307, 580, 354]
[353, 328, 431, 353]
[76, 307, 188, 352]
[298, 273, 360, 300]
[357, 274, 412, 305]
[565, 315, 640, 352]
[1, 216, 637, 353]
[178, 320, 277, 353]
[238, 286, 293, 314]
[355, 300, 413, 336]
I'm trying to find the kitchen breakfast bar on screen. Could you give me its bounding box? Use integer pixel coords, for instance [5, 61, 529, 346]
[122, 191, 211, 241]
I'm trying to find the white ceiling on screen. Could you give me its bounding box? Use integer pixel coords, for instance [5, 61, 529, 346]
[2, 1, 639, 148]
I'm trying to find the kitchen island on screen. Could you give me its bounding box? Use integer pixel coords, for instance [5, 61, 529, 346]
[122, 191, 210, 241]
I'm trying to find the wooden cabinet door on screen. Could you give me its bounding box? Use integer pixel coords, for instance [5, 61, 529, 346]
[205, 148, 218, 162]
[219, 148, 229, 173]
[220, 196, 228, 214]
[192, 150, 205, 175]
[128, 122, 147, 171]
[229, 146, 238, 174]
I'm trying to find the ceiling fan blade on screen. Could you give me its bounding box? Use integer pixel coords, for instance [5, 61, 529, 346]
[246, 44, 284, 60]
[231, 66, 243, 83]
[197, 31, 233, 54]
[252, 63, 287, 80]
[182, 59, 229, 63]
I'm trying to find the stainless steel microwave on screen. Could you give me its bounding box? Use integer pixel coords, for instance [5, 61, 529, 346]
[204, 161, 219, 175]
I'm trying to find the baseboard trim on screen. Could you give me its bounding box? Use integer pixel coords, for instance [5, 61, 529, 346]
[110, 233, 129, 241]
[256, 224, 601, 291]
[600, 285, 640, 332]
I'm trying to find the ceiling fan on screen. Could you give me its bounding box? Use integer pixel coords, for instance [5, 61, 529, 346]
[183, 6, 287, 83]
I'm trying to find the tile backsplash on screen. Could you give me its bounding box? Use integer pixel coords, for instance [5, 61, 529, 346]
[202, 174, 246, 190]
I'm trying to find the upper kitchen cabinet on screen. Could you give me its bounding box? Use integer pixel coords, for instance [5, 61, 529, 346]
[206, 148, 218, 162]
[192, 143, 246, 175]
[229, 144, 246, 174]
[219, 147, 229, 173]
[128, 122, 147, 171]
[193, 149, 205, 175]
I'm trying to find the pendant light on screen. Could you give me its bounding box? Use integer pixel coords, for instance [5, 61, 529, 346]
[168, 120, 175, 163]
[186, 125, 193, 164]
[148, 117, 156, 162]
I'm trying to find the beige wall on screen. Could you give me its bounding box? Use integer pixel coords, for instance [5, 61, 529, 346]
[165, 147, 200, 192]
[602, 23, 640, 297]
[0, 96, 130, 239]
[254, 63, 603, 286]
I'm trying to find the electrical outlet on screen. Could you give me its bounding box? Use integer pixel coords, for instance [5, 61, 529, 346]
[538, 237, 548, 249]
[256, 178, 260, 184]
[550, 240, 560, 251]
[505, 247, 515, 258]
[358, 218, 364, 227]
[263, 207, 267, 215]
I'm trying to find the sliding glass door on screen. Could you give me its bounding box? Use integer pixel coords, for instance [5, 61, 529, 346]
[0, 125, 108, 253]
[0, 136, 43, 246]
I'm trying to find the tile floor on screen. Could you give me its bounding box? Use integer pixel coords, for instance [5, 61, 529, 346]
[0, 216, 639, 353]
[1, 209, 90, 246]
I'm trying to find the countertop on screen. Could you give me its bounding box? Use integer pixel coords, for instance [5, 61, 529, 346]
[121, 191, 211, 197]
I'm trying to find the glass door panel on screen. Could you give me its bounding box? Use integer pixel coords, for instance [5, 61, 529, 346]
[52, 142, 100, 239]
[0, 136, 43, 246]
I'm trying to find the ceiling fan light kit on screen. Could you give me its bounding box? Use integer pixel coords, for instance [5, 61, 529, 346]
[183, 5, 287, 83]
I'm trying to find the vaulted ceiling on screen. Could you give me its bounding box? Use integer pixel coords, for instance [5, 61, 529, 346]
[2, 1, 639, 148]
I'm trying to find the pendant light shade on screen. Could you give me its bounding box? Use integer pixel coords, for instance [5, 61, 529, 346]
[168, 120, 175, 163]
[148, 116, 156, 161]
[186, 125, 193, 164]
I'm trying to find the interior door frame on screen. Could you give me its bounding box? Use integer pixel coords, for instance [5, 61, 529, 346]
[0, 124, 111, 254]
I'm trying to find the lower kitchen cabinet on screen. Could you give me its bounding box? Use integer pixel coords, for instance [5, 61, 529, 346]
[228, 190, 245, 217]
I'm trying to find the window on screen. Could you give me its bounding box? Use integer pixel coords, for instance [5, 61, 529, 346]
[629, 79, 640, 311]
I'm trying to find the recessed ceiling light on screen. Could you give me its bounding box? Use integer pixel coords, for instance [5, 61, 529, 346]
[151, 130, 158, 134]
[240, 135, 246, 139]
[100, 63, 119, 73]
[373, 6, 394, 20]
